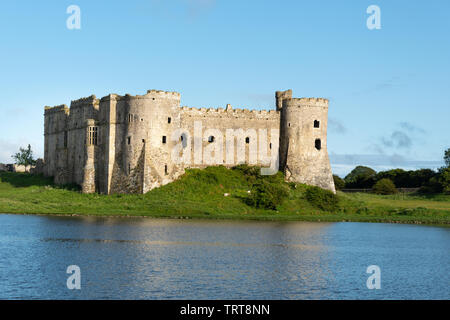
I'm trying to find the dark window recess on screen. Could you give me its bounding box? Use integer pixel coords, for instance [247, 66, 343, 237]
[164, 165, 168, 175]
[128, 164, 131, 175]
[162, 136, 167, 144]
[208, 136, 215, 143]
[168, 117, 171, 124]
[127, 137, 131, 145]
[64, 131, 68, 148]
[315, 139, 322, 150]
[314, 120, 320, 128]
[288, 123, 290, 127]
[181, 134, 187, 148]
[269, 143, 272, 150]
[142, 139, 145, 143]
[245, 137, 250, 144]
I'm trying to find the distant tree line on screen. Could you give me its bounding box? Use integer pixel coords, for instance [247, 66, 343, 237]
[333, 148, 450, 194]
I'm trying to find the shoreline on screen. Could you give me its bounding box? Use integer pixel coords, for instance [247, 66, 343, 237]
[1, 170, 449, 228]
[2, 211, 449, 227]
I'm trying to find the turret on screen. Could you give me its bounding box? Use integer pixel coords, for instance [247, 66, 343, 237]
[279, 95, 335, 193]
[275, 89, 292, 111]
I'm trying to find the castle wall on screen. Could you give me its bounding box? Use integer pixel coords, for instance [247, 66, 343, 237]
[44, 105, 69, 180]
[179, 106, 280, 169]
[43, 89, 336, 194]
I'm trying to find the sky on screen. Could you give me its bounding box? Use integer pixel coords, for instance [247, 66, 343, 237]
[0, 0, 449, 176]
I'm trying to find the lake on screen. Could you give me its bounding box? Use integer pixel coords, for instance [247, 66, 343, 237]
[0, 214, 448, 299]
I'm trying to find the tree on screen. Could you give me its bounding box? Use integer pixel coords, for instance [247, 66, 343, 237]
[444, 148, 450, 168]
[12, 144, 36, 172]
[372, 178, 398, 195]
[344, 166, 377, 188]
[440, 167, 450, 194]
[333, 175, 345, 190]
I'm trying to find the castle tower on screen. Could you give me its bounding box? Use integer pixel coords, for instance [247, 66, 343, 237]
[279, 96, 335, 193]
[81, 119, 97, 193]
[275, 89, 292, 111]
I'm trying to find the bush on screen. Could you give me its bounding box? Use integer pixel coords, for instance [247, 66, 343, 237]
[305, 186, 339, 211]
[247, 179, 289, 210]
[372, 178, 398, 195]
[333, 175, 345, 190]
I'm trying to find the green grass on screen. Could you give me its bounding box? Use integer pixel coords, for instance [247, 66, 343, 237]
[0, 167, 449, 226]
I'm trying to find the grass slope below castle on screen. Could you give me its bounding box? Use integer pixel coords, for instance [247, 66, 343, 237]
[0, 166, 449, 226]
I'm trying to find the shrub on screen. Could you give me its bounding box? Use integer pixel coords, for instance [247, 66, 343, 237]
[333, 175, 345, 190]
[246, 179, 289, 210]
[372, 178, 398, 195]
[305, 186, 339, 211]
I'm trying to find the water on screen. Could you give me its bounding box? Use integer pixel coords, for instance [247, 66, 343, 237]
[0, 214, 448, 300]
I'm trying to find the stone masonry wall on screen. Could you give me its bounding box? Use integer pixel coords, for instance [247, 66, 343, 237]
[43, 89, 336, 194]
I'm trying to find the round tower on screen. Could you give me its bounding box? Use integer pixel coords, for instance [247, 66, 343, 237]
[117, 90, 182, 193]
[279, 97, 335, 193]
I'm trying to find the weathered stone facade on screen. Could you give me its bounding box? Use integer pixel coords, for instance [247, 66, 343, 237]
[43, 89, 335, 194]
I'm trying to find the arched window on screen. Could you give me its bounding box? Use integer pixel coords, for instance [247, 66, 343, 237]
[315, 139, 321, 150]
[208, 136, 215, 143]
[245, 137, 250, 144]
[181, 133, 188, 148]
[314, 120, 320, 128]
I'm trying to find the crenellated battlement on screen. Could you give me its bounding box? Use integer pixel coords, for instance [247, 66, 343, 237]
[180, 105, 279, 119]
[146, 89, 180, 98]
[99, 90, 181, 102]
[288, 97, 329, 107]
[44, 104, 69, 114]
[70, 95, 99, 108]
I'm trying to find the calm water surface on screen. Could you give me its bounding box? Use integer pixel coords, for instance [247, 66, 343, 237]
[0, 214, 448, 299]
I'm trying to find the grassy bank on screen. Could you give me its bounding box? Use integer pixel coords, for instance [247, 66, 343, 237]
[0, 167, 449, 225]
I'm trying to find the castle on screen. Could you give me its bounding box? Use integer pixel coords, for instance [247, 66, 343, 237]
[43, 89, 335, 194]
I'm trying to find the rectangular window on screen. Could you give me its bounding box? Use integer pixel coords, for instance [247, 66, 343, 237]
[128, 136, 131, 145]
[168, 117, 171, 124]
[165, 165, 168, 175]
[87, 126, 98, 146]
[162, 136, 167, 144]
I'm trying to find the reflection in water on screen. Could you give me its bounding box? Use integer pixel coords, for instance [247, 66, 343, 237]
[0, 214, 448, 299]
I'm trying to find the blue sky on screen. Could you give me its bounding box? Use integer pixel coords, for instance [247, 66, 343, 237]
[0, 0, 448, 176]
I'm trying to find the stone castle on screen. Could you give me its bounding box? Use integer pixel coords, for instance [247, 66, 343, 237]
[43, 89, 335, 194]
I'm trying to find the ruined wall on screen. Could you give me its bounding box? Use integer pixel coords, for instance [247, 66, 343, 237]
[179, 105, 280, 169]
[43, 88, 335, 194]
[44, 105, 69, 180]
